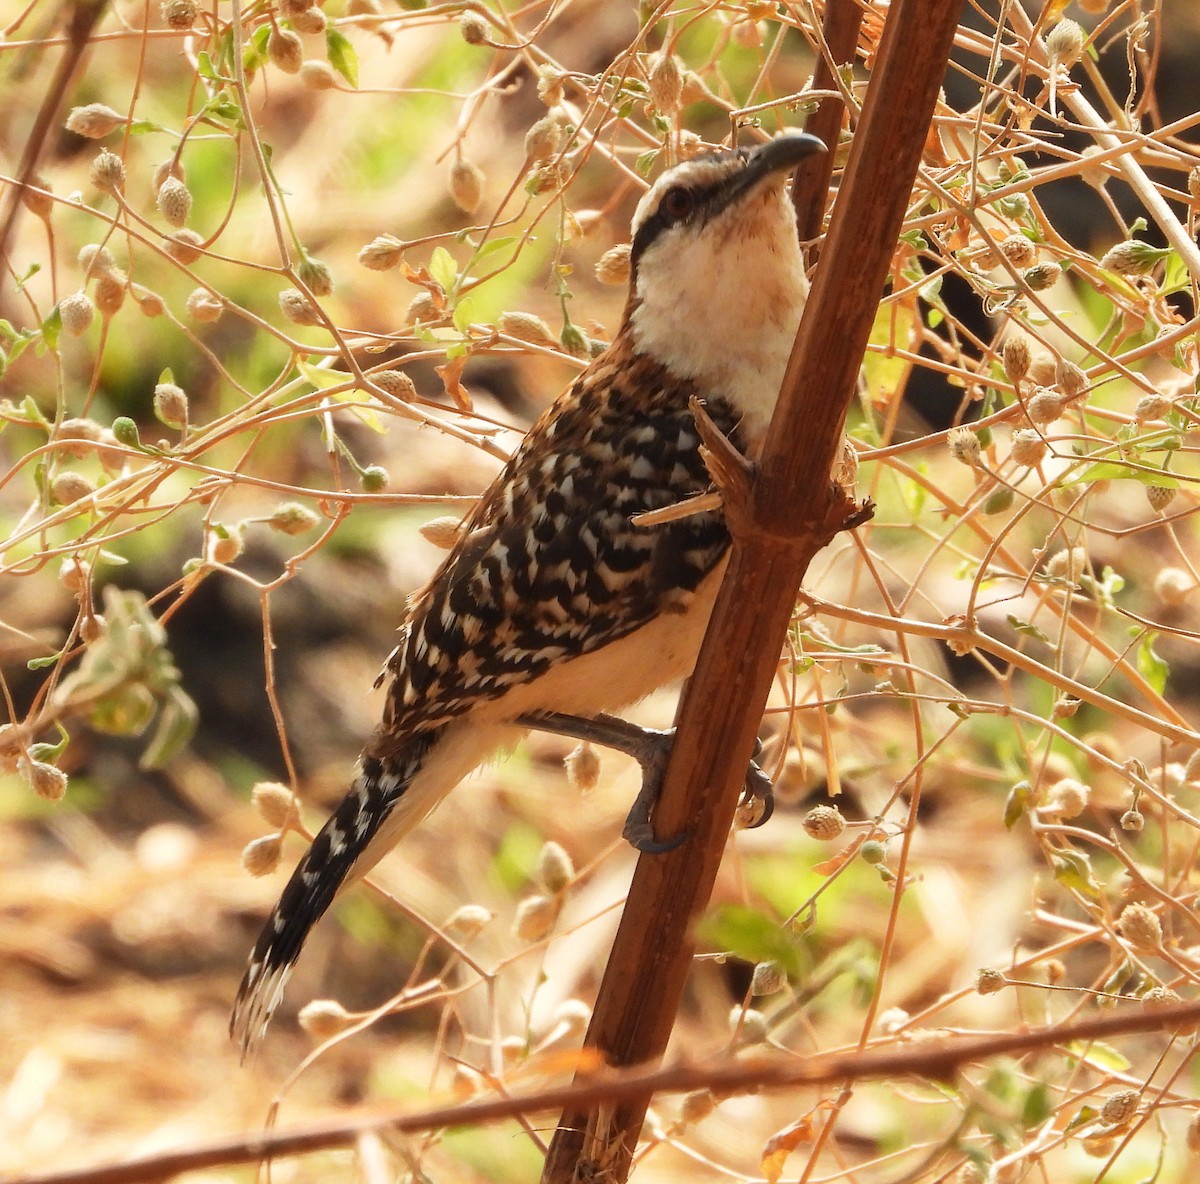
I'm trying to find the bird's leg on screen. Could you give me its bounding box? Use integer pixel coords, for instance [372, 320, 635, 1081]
[518, 711, 774, 853]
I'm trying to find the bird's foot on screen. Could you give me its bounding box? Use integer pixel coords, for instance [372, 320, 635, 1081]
[519, 712, 774, 853]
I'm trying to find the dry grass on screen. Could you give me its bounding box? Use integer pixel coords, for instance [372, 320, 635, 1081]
[4, 0, 1200, 1180]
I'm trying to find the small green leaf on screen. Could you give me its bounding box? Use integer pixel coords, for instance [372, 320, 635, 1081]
[452, 293, 477, 334]
[296, 359, 353, 390]
[635, 150, 658, 177]
[1004, 780, 1033, 830]
[28, 651, 64, 671]
[1064, 1040, 1132, 1075]
[1007, 615, 1049, 645]
[326, 28, 359, 87]
[696, 904, 805, 979]
[428, 246, 458, 294]
[1137, 631, 1169, 694]
[475, 235, 517, 262]
[42, 305, 62, 351]
[1051, 848, 1101, 899]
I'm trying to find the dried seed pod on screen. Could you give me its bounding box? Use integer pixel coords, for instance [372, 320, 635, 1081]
[269, 502, 320, 535]
[241, 833, 283, 876]
[290, 6, 326, 33]
[1133, 392, 1170, 422]
[300, 60, 338, 89]
[89, 149, 126, 194]
[51, 471, 95, 505]
[649, 52, 683, 114]
[998, 233, 1035, 268]
[525, 113, 566, 163]
[94, 271, 127, 316]
[405, 290, 439, 325]
[1117, 903, 1162, 949]
[298, 256, 334, 296]
[1002, 333, 1031, 382]
[21, 173, 53, 219]
[1154, 567, 1191, 606]
[132, 284, 166, 317]
[1100, 239, 1166, 277]
[208, 523, 244, 564]
[420, 515, 463, 550]
[536, 65, 565, 106]
[1025, 387, 1065, 425]
[1120, 808, 1144, 832]
[1046, 777, 1089, 819]
[185, 287, 223, 322]
[947, 425, 981, 466]
[160, 0, 197, 28]
[513, 893, 558, 942]
[153, 381, 188, 427]
[1046, 18, 1084, 68]
[360, 465, 389, 492]
[498, 310, 557, 348]
[1145, 484, 1176, 511]
[156, 176, 193, 228]
[564, 741, 600, 792]
[165, 228, 205, 265]
[357, 234, 405, 270]
[1010, 428, 1046, 467]
[1054, 357, 1087, 400]
[78, 243, 117, 277]
[59, 290, 95, 336]
[267, 26, 304, 73]
[449, 157, 485, 214]
[1022, 262, 1061, 291]
[279, 287, 321, 325]
[459, 10, 489, 44]
[536, 841, 574, 894]
[21, 757, 68, 801]
[297, 999, 354, 1040]
[151, 158, 186, 192]
[370, 370, 417, 400]
[975, 967, 1007, 995]
[66, 103, 126, 139]
[252, 781, 298, 827]
[750, 960, 786, 995]
[595, 244, 632, 285]
[444, 904, 494, 938]
[802, 803, 845, 840]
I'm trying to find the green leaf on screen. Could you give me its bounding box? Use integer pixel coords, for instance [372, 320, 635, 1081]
[1065, 461, 1179, 488]
[428, 246, 458, 294]
[695, 904, 805, 979]
[1137, 631, 1169, 694]
[452, 293, 478, 334]
[140, 685, 198, 769]
[1051, 848, 1101, 899]
[42, 304, 62, 352]
[326, 28, 359, 87]
[296, 359, 353, 390]
[28, 651, 64, 671]
[1007, 615, 1049, 645]
[475, 235, 517, 262]
[1064, 1040, 1131, 1075]
[635, 150, 658, 177]
[1004, 780, 1033, 829]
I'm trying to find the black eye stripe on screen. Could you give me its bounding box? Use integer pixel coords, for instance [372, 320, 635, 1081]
[629, 172, 731, 276]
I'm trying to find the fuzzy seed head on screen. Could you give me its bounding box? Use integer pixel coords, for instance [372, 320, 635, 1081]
[300, 60, 338, 89]
[975, 967, 1007, 995]
[1026, 387, 1065, 425]
[1046, 18, 1084, 67]
[67, 103, 126, 139]
[595, 244, 632, 285]
[290, 6, 326, 33]
[1010, 428, 1046, 467]
[1002, 333, 1032, 382]
[241, 833, 282, 876]
[78, 243, 117, 278]
[89, 149, 126, 193]
[679, 1090, 717, 1124]
[52, 471, 95, 505]
[185, 287, 222, 322]
[132, 284, 166, 318]
[1118, 903, 1162, 949]
[59, 290, 95, 336]
[1154, 567, 1191, 606]
[279, 287, 321, 326]
[1045, 546, 1087, 582]
[1133, 392, 1170, 422]
[268, 26, 304, 73]
[444, 903, 494, 938]
[498, 310, 557, 349]
[1100, 239, 1163, 277]
[1028, 353, 1058, 386]
[153, 381, 189, 427]
[1054, 357, 1087, 400]
[59, 554, 90, 592]
[1022, 262, 1061, 291]
[298, 257, 333, 297]
[564, 741, 600, 792]
[269, 502, 321, 535]
[357, 235, 405, 271]
[57, 418, 104, 457]
[1145, 484, 1177, 512]
[859, 839, 886, 865]
[525, 113, 565, 163]
[1120, 808, 1145, 833]
[164, 228, 205, 265]
[156, 176, 192, 228]
[514, 893, 559, 942]
[449, 157, 485, 213]
[750, 960, 786, 995]
[536, 840, 574, 894]
[360, 465, 389, 492]
[536, 65, 565, 106]
[405, 290, 439, 325]
[21, 757, 68, 801]
[151, 160, 186, 195]
[419, 515, 464, 550]
[251, 781, 298, 828]
[802, 804, 846, 840]
[1047, 777, 1089, 819]
[297, 998, 354, 1040]
[947, 426, 982, 466]
[998, 234, 1035, 268]
[94, 272, 126, 316]
[1189, 166, 1200, 204]
[649, 52, 683, 114]
[160, 0, 197, 27]
[208, 524, 244, 565]
[459, 10, 489, 44]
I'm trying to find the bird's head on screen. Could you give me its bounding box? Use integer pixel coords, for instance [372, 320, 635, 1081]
[625, 132, 824, 447]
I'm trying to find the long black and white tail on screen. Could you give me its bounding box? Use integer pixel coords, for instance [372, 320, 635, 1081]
[230, 733, 439, 1059]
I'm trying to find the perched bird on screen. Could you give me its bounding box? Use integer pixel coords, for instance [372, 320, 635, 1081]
[231, 131, 823, 1054]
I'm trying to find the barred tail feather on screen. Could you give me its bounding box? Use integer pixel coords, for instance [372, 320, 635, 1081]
[230, 732, 440, 1059]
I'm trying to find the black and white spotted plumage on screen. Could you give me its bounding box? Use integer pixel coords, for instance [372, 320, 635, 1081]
[231, 132, 822, 1055]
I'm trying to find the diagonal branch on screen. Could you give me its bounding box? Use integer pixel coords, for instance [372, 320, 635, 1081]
[541, 0, 967, 1179]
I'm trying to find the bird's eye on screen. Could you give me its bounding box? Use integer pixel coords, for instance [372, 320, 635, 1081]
[659, 186, 695, 221]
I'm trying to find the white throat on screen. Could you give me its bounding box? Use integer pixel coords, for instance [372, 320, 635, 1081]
[628, 184, 808, 452]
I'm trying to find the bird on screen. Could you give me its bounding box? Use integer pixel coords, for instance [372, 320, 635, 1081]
[231, 130, 824, 1055]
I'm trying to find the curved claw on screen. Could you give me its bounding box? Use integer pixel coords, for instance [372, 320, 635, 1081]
[740, 760, 775, 829]
[623, 817, 690, 854]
